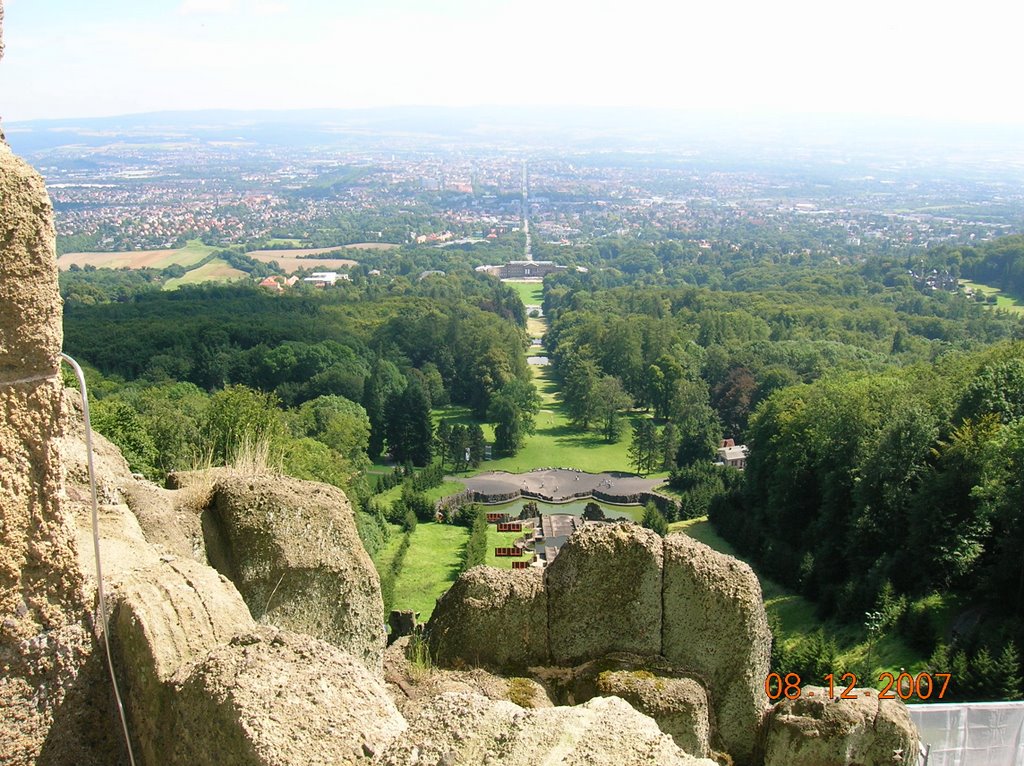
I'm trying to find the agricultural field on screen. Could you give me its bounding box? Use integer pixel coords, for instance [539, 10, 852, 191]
[245, 246, 362, 259]
[57, 239, 214, 270]
[247, 243, 398, 257]
[246, 254, 359, 273]
[163, 258, 246, 289]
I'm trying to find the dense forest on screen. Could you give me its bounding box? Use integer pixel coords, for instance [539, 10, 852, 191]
[62, 232, 1024, 700]
[540, 237, 1024, 699]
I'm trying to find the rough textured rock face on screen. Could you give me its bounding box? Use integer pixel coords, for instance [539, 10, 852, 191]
[662, 533, 771, 765]
[109, 558, 256, 765]
[376, 692, 718, 766]
[172, 628, 406, 765]
[427, 525, 777, 765]
[547, 524, 663, 664]
[206, 475, 385, 671]
[763, 686, 919, 766]
[596, 669, 711, 758]
[427, 566, 548, 671]
[0, 137, 96, 764]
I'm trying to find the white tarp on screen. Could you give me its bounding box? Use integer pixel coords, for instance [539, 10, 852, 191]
[910, 702, 1024, 766]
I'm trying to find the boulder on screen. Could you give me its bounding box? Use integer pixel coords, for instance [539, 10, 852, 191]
[662, 534, 771, 764]
[763, 686, 919, 766]
[546, 524, 663, 664]
[171, 627, 406, 765]
[427, 566, 548, 671]
[108, 557, 255, 765]
[121, 479, 205, 561]
[596, 669, 712, 758]
[205, 475, 385, 671]
[375, 692, 718, 766]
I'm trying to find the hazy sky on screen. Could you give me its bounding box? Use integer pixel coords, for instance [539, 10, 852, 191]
[2, 0, 1022, 123]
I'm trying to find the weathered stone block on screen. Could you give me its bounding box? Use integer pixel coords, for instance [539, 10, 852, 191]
[662, 534, 771, 765]
[427, 566, 548, 671]
[763, 686, 919, 766]
[206, 475, 385, 671]
[376, 692, 718, 766]
[596, 669, 712, 758]
[171, 628, 406, 766]
[546, 524, 663, 664]
[110, 558, 255, 765]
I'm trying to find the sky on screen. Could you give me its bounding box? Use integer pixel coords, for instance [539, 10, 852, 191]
[2, 0, 1023, 123]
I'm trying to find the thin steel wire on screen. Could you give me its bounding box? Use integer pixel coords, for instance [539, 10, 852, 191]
[61, 353, 138, 766]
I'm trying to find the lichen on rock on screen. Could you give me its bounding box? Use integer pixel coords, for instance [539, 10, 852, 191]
[427, 565, 548, 671]
[763, 685, 919, 766]
[662, 533, 772, 765]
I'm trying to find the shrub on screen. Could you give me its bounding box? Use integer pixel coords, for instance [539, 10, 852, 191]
[461, 507, 488, 572]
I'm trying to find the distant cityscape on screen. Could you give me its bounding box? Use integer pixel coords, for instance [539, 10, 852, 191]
[11, 111, 1024, 261]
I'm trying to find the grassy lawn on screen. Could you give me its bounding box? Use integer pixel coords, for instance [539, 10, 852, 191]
[392, 522, 468, 621]
[479, 406, 643, 475]
[961, 279, 1024, 316]
[434, 374, 659, 477]
[370, 523, 405, 570]
[502, 279, 544, 305]
[373, 480, 465, 511]
[670, 517, 928, 683]
[485, 526, 527, 569]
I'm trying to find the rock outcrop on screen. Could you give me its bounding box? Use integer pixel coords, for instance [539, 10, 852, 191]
[109, 558, 256, 764]
[762, 686, 919, 766]
[426, 524, 773, 764]
[547, 524, 664, 664]
[205, 475, 385, 671]
[663, 533, 771, 764]
[596, 669, 712, 758]
[427, 567, 548, 671]
[172, 628, 406, 765]
[0, 114, 99, 764]
[376, 692, 719, 766]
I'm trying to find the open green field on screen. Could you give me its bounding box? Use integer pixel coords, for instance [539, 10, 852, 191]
[961, 279, 1024, 316]
[164, 258, 247, 289]
[526, 316, 547, 338]
[502, 279, 544, 306]
[435, 403, 652, 476]
[374, 480, 466, 512]
[392, 522, 468, 620]
[670, 517, 927, 682]
[370, 524, 405, 570]
[58, 239, 215, 270]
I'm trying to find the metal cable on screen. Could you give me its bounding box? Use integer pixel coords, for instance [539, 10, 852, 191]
[60, 353, 138, 766]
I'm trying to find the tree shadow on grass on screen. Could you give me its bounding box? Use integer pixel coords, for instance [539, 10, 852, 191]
[546, 425, 617, 450]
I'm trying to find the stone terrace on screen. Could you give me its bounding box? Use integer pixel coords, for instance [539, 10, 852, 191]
[459, 469, 662, 504]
